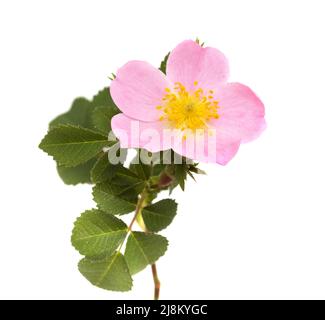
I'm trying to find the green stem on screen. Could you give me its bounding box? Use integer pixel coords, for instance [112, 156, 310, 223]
[117, 190, 147, 252]
[151, 263, 160, 300]
[137, 208, 161, 300]
[120, 173, 163, 300]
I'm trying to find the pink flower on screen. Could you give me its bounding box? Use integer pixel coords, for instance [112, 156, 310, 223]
[110, 40, 266, 165]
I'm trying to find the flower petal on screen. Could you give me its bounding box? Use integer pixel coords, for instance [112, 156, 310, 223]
[211, 83, 266, 143]
[110, 61, 170, 122]
[111, 114, 171, 152]
[172, 130, 240, 165]
[166, 40, 229, 91]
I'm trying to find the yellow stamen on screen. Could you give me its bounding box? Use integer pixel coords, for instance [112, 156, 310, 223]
[157, 82, 220, 131]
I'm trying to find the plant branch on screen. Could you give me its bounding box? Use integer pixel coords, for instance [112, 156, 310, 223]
[118, 177, 163, 300]
[151, 263, 160, 300]
[137, 214, 161, 301]
[117, 190, 147, 252]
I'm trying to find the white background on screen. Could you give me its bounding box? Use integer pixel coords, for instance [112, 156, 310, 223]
[1, 0, 325, 300]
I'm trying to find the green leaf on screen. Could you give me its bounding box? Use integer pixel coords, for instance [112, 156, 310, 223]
[78, 252, 132, 291]
[91, 153, 121, 184]
[91, 88, 120, 135]
[92, 183, 138, 215]
[50, 88, 119, 133]
[50, 97, 95, 130]
[71, 209, 128, 257]
[142, 199, 177, 232]
[56, 158, 97, 185]
[124, 232, 168, 275]
[159, 53, 170, 74]
[39, 125, 112, 167]
[92, 105, 118, 135]
[92, 87, 119, 110]
[129, 151, 152, 181]
[111, 166, 146, 194]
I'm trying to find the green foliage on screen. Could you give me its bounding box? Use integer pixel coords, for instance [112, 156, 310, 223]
[50, 97, 95, 130]
[124, 232, 168, 275]
[71, 209, 128, 257]
[48, 87, 119, 136]
[91, 88, 120, 134]
[39, 125, 112, 167]
[152, 163, 166, 177]
[90, 153, 121, 184]
[44, 87, 120, 185]
[39, 62, 205, 296]
[92, 105, 117, 135]
[142, 199, 178, 232]
[129, 150, 152, 181]
[78, 252, 132, 291]
[174, 164, 188, 191]
[188, 163, 206, 175]
[91, 87, 119, 112]
[114, 165, 145, 187]
[92, 183, 138, 215]
[57, 158, 97, 185]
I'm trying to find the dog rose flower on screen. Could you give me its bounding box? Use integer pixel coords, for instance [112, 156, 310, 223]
[110, 40, 265, 165]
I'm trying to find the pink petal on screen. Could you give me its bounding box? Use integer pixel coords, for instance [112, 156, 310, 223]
[166, 40, 229, 91]
[172, 130, 240, 165]
[111, 114, 172, 153]
[110, 61, 170, 122]
[211, 83, 266, 143]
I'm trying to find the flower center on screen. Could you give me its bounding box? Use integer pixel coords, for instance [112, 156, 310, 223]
[156, 82, 220, 132]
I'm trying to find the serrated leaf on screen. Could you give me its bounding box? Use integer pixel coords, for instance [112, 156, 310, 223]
[39, 125, 112, 167]
[92, 105, 118, 135]
[124, 232, 168, 275]
[50, 97, 96, 130]
[56, 158, 97, 185]
[159, 53, 170, 74]
[111, 166, 146, 194]
[92, 183, 138, 215]
[50, 88, 118, 133]
[91, 153, 121, 184]
[142, 199, 178, 232]
[71, 209, 128, 257]
[129, 162, 151, 180]
[78, 252, 132, 291]
[114, 166, 144, 185]
[129, 151, 152, 181]
[92, 87, 119, 110]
